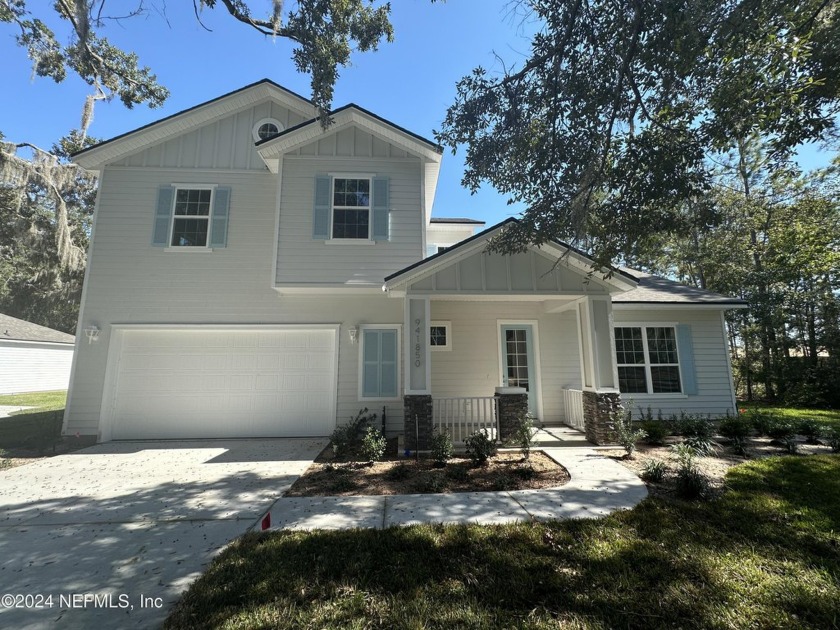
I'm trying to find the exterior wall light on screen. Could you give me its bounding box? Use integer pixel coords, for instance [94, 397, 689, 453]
[84, 325, 101, 344]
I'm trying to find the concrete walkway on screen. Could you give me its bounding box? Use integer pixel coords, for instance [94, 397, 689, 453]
[0, 405, 34, 418]
[266, 446, 647, 531]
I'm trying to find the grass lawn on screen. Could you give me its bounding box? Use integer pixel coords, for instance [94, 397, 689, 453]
[0, 390, 67, 451]
[740, 401, 840, 430]
[166, 455, 840, 629]
[0, 390, 67, 413]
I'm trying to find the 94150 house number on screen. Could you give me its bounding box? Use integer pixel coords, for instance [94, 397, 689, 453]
[413, 318, 422, 367]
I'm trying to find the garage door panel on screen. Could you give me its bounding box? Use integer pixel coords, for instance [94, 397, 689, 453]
[109, 328, 336, 439]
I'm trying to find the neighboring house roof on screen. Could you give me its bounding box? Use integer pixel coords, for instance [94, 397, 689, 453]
[0, 313, 75, 344]
[614, 268, 748, 306]
[430, 218, 486, 225]
[71, 79, 317, 170]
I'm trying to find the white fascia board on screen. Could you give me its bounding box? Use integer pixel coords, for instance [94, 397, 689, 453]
[74, 84, 316, 170]
[0, 339, 75, 348]
[612, 302, 749, 310]
[273, 284, 386, 296]
[257, 109, 443, 164]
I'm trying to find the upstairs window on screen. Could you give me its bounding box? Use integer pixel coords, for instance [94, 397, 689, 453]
[332, 178, 370, 239]
[171, 188, 212, 247]
[614, 326, 682, 394]
[252, 118, 284, 142]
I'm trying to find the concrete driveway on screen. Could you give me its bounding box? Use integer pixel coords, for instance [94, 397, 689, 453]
[0, 438, 326, 629]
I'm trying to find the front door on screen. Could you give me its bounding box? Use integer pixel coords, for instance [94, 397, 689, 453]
[500, 324, 537, 417]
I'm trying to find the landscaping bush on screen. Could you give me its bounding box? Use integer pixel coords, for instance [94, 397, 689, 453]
[826, 428, 840, 453]
[330, 408, 376, 458]
[417, 472, 447, 493]
[430, 428, 453, 467]
[750, 409, 777, 437]
[767, 421, 798, 453]
[445, 465, 469, 482]
[798, 419, 823, 444]
[512, 464, 536, 481]
[360, 426, 387, 462]
[385, 463, 412, 482]
[718, 413, 752, 455]
[491, 472, 516, 491]
[679, 415, 716, 456]
[610, 405, 646, 458]
[516, 414, 535, 459]
[464, 430, 497, 466]
[640, 458, 666, 482]
[641, 420, 669, 445]
[670, 443, 710, 499]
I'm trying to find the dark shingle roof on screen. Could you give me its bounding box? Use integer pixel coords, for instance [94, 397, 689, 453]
[615, 269, 747, 305]
[0, 313, 75, 344]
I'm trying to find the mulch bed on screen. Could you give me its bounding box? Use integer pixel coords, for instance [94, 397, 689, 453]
[285, 442, 570, 497]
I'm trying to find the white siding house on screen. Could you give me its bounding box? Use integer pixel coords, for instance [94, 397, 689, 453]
[0, 314, 74, 395]
[65, 79, 746, 444]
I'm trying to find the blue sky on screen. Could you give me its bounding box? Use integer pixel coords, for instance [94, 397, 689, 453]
[0, 0, 534, 225]
[0, 1, 833, 226]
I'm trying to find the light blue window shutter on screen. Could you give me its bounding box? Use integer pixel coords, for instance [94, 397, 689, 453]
[209, 186, 231, 248]
[313, 175, 331, 240]
[372, 176, 390, 241]
[362, 330, 381, 397]
[379, 329, 398, 398]
[152, 186, 174, 246]
[676, 324, 697, 395]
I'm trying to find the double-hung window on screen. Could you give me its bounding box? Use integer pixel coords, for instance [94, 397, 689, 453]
[614, 326, 682, 394]
[360, 327, 399, 399]
[171, 188, 213, 247]
[332, 178, 370, 239]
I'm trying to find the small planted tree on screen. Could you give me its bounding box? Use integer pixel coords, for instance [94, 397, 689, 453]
[430, 428, 453, 467]
[464, 429, 497, 466]
[610, 403, 646, 459]
[360, 426, 387, 463]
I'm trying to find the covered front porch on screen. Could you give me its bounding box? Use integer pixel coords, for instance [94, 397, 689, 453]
[382, 227, 636, 450]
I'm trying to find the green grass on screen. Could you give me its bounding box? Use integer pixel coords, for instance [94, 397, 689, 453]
[0, 390, 67, 413]
[739, 402, 840, 430]
[0, 390, 66, 450]
[166, 455, 840, 630]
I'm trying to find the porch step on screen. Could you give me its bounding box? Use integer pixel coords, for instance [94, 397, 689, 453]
[529, 427, 593, 448]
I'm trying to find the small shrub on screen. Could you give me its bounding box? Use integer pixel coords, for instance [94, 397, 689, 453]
[638, 406, 655, 424]
[640, 458, 666, 482]
[430, 429, 453, 467]
[798, 419, 822, 444]
[768, 420, 796, 441]
[464, 429, 497, 466]
[417, 472, 447, 493]
[516, 414, 536, 460]
[670, 443, 710, 499]
[445, 465, 469, 482]
[512, 464, 536, 481]
[610, 404, 647, 458]
[679, 415, 716, 456]
[360, 426, 387, 462]
[718, 413, 752, 456]
[385, 463, 412, 482]
[491, 472, 516, 491]
[641, 420, 669, 446]
[750, 410, 777, 437]
[331, 408, 376, 458]
[826, 428, 840, 453]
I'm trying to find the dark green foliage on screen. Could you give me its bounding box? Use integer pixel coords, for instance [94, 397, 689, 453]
[767, 421, 797, 441]
[445, 465, 469, 483]
[640, 459, 666, 483]
[0, 410, 62, 451]
[430, 429, 453, 467]
[677, 415, 716, 456]
[798, 419, 823, 444]
[826, 429, 840, 453]
[464, 430, 497, 466]
[610, 405, 646, 458]
[641, 420, 669, 446]
[385, 463, 411, 482]
[512, 464, 536, 481]
[490, 472, 515, 491]
[416, 472, 447, 493]
[515, 414, 535, 459]
[750, 410, 777, 437]
[330, 408, 375, 459]
[670, 443, 711, 500]
[718, 413, 752, 455]
[360, 426, 386, 462]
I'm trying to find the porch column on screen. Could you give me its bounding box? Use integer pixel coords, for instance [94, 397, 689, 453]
[403, 296, 432, 450]
[576, 296, 621, 444]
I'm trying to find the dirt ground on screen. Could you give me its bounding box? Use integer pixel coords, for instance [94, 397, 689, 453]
[285, 445, 570, 497]
[605, 435, 836, 497]
[0, 439, 91, 471]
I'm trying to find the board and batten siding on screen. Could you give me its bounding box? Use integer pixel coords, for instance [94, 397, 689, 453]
[0, 341, 74, 394]
[65, 166, 409, 437]
[276, 154, 424, 286]
[613, 308, 736, 417]
[430, 302, 582, 425]
[113, 101, 308, 171]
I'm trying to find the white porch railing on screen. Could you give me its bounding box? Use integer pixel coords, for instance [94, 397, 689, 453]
[563, 388, 586, 431]
[432, 396, 500, 444]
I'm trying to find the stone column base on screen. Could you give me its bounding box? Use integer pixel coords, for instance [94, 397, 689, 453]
[582, 390, 621, 445]
[495, 387, 529, 443]
[404, 394, 433, 451]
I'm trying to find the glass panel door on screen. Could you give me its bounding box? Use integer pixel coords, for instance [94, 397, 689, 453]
[500, 324, 537, 416]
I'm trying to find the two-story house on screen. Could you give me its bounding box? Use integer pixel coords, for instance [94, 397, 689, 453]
[64, 79, 746, 447]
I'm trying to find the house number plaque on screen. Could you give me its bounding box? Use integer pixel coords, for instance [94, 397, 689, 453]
[408, 298, 427, 391]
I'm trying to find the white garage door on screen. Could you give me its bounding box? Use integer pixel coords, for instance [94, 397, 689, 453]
[107, 327, 337, 440]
